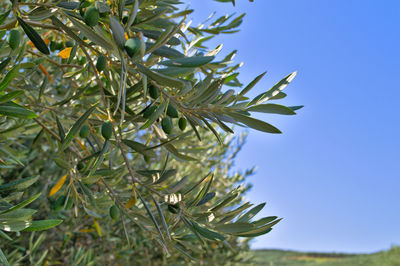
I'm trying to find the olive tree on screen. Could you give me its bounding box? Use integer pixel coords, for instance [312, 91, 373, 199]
[0, 0, 301, 264]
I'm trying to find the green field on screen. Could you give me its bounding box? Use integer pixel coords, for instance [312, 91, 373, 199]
[251, 246, 400, 266]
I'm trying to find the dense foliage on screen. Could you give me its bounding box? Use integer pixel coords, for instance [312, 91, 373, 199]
[0, 0, 300, 264]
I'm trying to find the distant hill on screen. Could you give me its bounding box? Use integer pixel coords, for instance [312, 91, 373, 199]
[250, 246, 400, 265]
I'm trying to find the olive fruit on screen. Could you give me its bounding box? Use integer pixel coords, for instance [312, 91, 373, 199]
[148, 85, 159, 99]
[101, 121, 113, 140]
[124, 38, 140, 57]
[167, 105, 179, 118]
[96, 55, 107, 72]
[161, 117, 172, 134]
[109, 205, 120, 220]
[84, 6, 100, 27]
[178, 117, 187, 131]
[9, 29, 21, 50]
[143, 105, 157, 118]
[79, 124, 89, 138]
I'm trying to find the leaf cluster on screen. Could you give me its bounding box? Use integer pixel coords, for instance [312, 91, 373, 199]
[0, 0, 300, 264]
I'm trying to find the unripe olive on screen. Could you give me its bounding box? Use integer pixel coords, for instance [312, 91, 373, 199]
[79, 124, 90, 138]
[161, 117, 172, 134]
[124, 38, 141, 57]
[8, 29, 21, 50]
[167, 105, 179, 118]
[84, 6, 100, 27]
[96, 55, 107, 72]
[143, 105, 157, 119]
[101, 121, 113, 140]
[109, 205, 120, 220]
[148, 85, 159, 99]
[178, 117, 187, 131]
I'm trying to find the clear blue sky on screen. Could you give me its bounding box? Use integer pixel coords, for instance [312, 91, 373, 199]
[186, 0, 400, 253]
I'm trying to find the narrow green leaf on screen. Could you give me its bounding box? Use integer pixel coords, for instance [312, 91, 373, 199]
[191, 221, 225, 241]
[0, 176, 39, 193]
[228, 111, 281, 133]
[122, 139, 156, 156]
[141, 101, 167, 130]
[214, 222, 256, 234]
[0, 58, 11, 73]
[155, 67, 196, 78]
[125, 0, 139, 29]
[55, 116, 65, 142]
[159, 56, 215, 68]
[236, 203, 266, 223]
[136, 64, 186, 89]
[109, 16, 126, 49]
[22, 219, 63, 232]
[150, 44, 184, 59]
[165, 143, 197, 161]
[239, 71, 266, 96]
[0, 248, 9, 266]
[252, 216, 278, 227]
[0, 64, 20, 92]
[196, 192, 216, 206]
[249, 71, 297, 106]
[137, 191, 165, 242]
[0, 220, 31, 232]
[233, 218, 282, 237]
[246, 104, 296, 115]
[66, 15, 114, 51]
[0, 91, 23, 104]
[0, 193, 41, 214]
[0, 209, 36, 222]
[151, 195, 171, 240]
[86, 140, 110, 178]
[135, 29, 180, 46]
[61, 105, 96, 150]
[17, 17, 49, 54]
[0, 103, 37, 119]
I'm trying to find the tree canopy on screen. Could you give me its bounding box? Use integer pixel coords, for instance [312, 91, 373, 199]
[0, 0, 300, 264]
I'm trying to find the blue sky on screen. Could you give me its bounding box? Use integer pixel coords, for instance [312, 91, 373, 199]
[186, 0, 400, 253]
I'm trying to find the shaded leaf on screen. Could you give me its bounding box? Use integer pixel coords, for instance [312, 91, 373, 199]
[17, 17, 49, 54]
[61, 105, 96, 150]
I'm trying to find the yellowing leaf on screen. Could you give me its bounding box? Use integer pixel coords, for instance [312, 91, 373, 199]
[58, 47, 72, 59]
[38, 64, 54, 83]
[79, 228, 95, 233]
[93, 219, 102, 237]
[125, 32, 129, 40]
[49, 174, 68, 196]
[125, 197, 136, 209]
